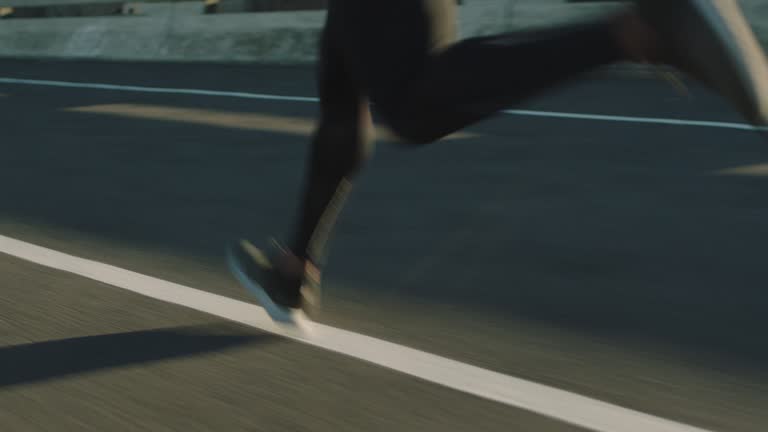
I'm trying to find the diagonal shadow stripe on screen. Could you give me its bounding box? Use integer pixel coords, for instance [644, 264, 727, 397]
[0, 324, 276, 388]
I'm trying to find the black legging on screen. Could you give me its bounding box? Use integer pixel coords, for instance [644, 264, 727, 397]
[293, 0, 626, 263]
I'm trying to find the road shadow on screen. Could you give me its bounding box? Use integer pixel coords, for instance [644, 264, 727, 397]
[0, 324, 277, 388]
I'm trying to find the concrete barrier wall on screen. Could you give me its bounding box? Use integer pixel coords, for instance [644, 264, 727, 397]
[0, 7, 325, 63]
[0, 0, 764, 64]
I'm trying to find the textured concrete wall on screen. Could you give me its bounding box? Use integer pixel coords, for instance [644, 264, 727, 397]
[0, 0, 764, 64]
[0, 9, 324, 63]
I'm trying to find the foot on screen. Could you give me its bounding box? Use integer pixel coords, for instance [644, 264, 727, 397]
[630, 0, 768, 126]
[227, 239, 321, 327]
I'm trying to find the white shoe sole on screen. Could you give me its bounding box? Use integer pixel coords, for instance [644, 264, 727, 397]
[226, 250, 312, 334]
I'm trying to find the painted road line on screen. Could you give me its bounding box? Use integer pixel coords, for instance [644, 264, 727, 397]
[0, 234, 713, 432]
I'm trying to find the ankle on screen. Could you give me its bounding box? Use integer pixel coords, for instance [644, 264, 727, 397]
[274, 250, 307, 279]
[273, 245, 321, 281]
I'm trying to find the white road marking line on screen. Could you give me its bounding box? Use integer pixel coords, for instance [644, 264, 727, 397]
[0, 77, 319, 102]
[504, 109, 765, 131]
[0, 233, 713, 432]
[0, 76, 764, 133]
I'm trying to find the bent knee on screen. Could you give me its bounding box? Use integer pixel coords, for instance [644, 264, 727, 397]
[376, 102, 452, 146]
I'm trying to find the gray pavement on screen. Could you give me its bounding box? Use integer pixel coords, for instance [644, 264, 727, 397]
[1, 255, 570, 432]
[0, 59, 767, 431]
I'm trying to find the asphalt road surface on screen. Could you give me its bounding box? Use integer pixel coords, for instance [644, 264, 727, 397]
[0, 58, 767, 432]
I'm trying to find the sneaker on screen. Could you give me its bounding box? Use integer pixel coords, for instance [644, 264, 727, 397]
[227, 239, 321, 327]
[637, 0, 768, 126]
